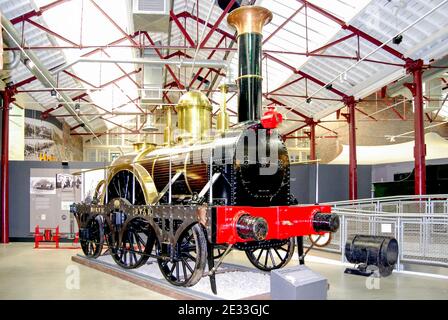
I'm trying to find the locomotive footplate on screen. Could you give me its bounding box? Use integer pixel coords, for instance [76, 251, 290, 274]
[71, 199, 339, 293]
[71, 199, 339, 249]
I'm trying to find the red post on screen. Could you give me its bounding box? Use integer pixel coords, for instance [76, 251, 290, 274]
[55, 226, 60, 248]
[344, 96, 358, 200]
[34, 225, 40, 248]
[308, 120, 317, 161]
[1, 87, 13, 244]
[405, 59, 426, 195]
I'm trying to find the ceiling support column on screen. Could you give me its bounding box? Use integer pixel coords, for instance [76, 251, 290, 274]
[1, 87, 14, 244]
[405, 59, 426, 195]
[305, 120, 317, 161]
[344, 96, 358, 200]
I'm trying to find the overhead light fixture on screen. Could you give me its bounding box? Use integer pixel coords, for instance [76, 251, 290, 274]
[217, 0, 241, 12]
[50, 89, 57, 97]
[75, 103, 80, 114]
[392, 34, 403, 45]
[325, 83, 333, 90]
[306, 98, 312, 104]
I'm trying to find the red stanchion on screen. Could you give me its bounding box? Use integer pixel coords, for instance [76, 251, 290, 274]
[33, 225, 80, 249]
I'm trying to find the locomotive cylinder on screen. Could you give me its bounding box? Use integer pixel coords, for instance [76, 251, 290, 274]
[236, 214, 268, 241]
[228, 6, 272, 122]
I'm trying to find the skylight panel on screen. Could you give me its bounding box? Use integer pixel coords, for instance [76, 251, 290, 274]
[33, 0, 137, 128]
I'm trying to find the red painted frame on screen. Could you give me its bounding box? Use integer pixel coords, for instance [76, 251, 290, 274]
[214, 205, 332, 244]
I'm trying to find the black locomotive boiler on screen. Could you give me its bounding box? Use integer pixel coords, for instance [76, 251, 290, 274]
[71, 5, 339, 293]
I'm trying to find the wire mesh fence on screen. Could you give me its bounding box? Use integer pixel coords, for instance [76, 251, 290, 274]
[308, 195, 448, 269]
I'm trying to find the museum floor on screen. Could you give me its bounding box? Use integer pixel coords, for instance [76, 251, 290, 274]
[1, 243, 447, 300]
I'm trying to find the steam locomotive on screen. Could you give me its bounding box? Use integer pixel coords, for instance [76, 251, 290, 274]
[71, 5, 339, 293]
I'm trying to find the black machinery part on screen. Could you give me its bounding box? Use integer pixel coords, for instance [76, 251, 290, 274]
[312, 212, 340, 233]
[236, 214, 268, 241]
[345, 234, 399, 277]
[217, 0, 241, 12]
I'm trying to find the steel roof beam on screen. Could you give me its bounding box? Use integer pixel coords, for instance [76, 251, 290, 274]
[89, 0, 138, 46]
[284, 123, 309, 137]
[24, 18, 79, 47]
[99, 49, 141, 89]
[176, 11, 236, 42]
[200, 0, 237, 48]
[264, 53, 347, 98]
[170, 10, 195, 47]
[296, 0, 406, 61]
[42, 69, 141, 117]
[263, 4, 305, 45]
[10, 0, 71, 24]
[264, 96, 311, 120]
[309, 33, 356, 55]
[142, 32, 185, 90]
[190, 34, 227, 88]
[265, 77, 305, 95]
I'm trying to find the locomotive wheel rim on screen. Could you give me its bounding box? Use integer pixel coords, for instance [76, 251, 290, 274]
[309, 232, 332, 248]
[157, 224, 207, 287]
[245, 238, 295, 271]
[111, 217, 155, 269]
[81, 216, 104, 258]
[102, 165, 158, 205]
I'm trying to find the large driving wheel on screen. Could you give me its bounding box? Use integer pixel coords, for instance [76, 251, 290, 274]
[80, 216, 104, 258]
[158, 224, 207, 287]
[106, 170, 146, 205]
[245, 238, 295, 271]
[112, 217, 156, 269]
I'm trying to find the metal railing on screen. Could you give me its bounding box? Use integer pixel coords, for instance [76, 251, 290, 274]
[305, 195, 448, 269]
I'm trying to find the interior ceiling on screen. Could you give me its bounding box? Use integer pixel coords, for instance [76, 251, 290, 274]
[0, 0, 447, 137]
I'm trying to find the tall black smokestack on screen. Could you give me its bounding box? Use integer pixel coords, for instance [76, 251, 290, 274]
[227, 6, 272, 123]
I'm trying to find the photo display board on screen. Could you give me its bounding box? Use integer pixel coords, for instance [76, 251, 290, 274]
[29, 168, 105, 235]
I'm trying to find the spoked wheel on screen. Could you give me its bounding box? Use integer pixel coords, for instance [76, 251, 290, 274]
[112, 217, 155, 269]
[309, 232, 332, 247]
[80, 216, 104, 258]
[245, 238, 295, 271]
[158, 224, 207, 287]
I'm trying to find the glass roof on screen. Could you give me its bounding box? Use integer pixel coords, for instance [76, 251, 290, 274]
[6, 0, 447, 135]
[33, 0, 138, 129]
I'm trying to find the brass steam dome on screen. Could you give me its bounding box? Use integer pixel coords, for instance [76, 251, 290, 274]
[176, 90, 212, 142]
